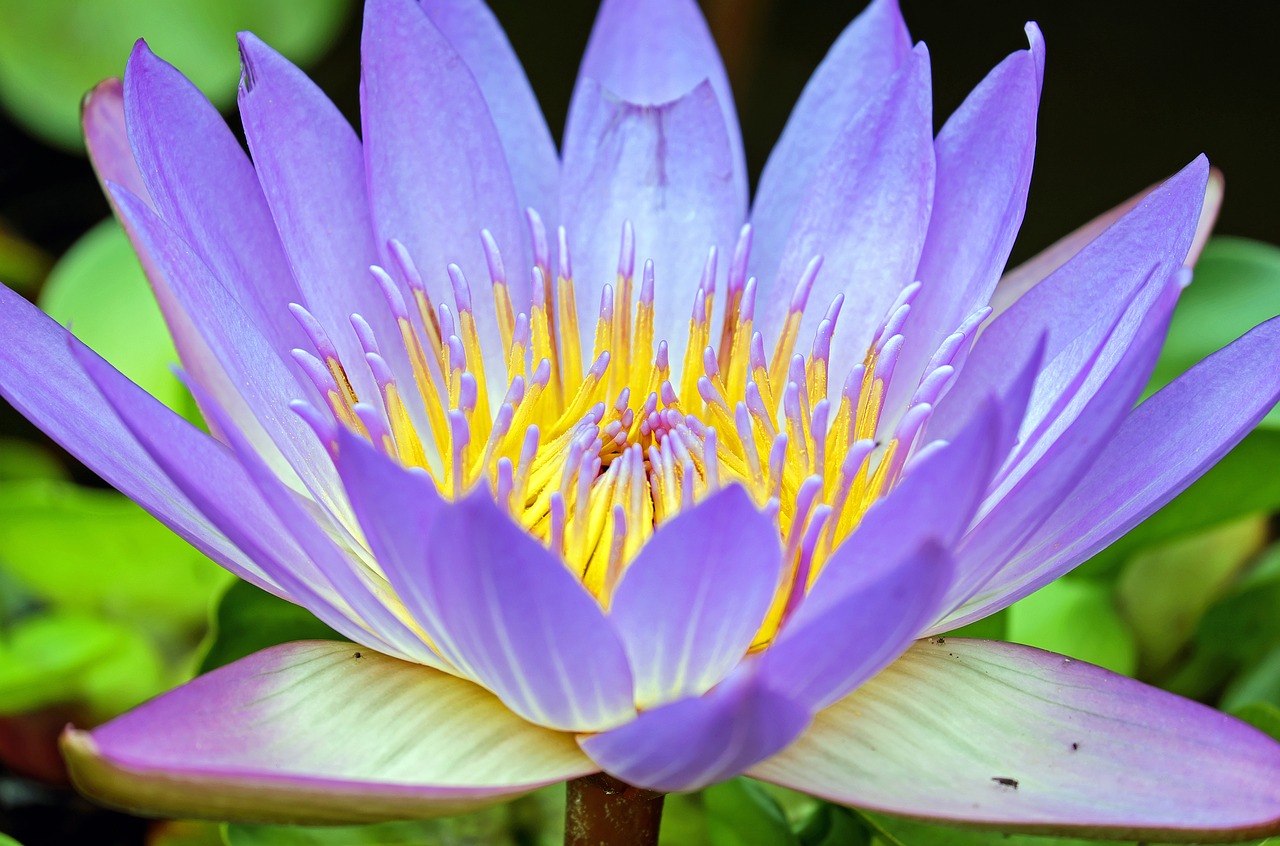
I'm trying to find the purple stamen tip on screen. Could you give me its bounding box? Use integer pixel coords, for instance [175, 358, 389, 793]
[447, 264, 473, 314]
[618, 220, 636, 279]
[480, 229, 506, 285]
[525, 207, 549, 269]
[370, 266, 409, 320]
[557, 226, 573, 281]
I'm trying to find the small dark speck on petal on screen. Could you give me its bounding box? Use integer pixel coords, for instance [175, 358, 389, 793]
[992, 777, 1018, 789]
[1071, 742, 1079, 751]
[353, 651, 363, 659]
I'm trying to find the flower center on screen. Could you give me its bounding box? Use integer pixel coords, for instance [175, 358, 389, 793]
[290, 215, 978, 646]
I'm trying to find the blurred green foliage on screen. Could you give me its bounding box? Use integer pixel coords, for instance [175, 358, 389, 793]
[0, 0, 351, 150]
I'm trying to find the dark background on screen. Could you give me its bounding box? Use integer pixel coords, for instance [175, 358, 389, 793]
[2, 1, 1276, 264]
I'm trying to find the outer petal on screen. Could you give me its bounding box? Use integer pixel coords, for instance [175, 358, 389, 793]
[573, 0, 745, 209]
[751, 639, 1280, 841]
[72, 345, 405, 657]
[940, 275, 1180, 617]
[888, 26, 1043, 418]
[763, 46, 934, 374]
[0, 287, 267, 597]
[750, 0, 911, 284]
[124, 40, 305, 356]
[109, 187, 348, 520]
[88, 76, 276, 462]
[949, 315, 1280, 628]
[337, 445, 634, 733]
[199, 397, 446, 669]
[418, 0, 558, 220]
[64, 642, 596, 824]
[361, 0, 526, 376]
[608, 485, 781, 709]
[82, 78, 151, 207]
[935, 156, 1208, 440]
[560, 79, 741, 361]
[990, 167, 1225, 320]
[579, 663, 809, 794]
[237, 32, 399, 412]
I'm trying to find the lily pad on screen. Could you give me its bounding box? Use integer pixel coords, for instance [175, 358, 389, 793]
[0, 478, 230, 635]
[1007, 577, 1136, 676]
[0, 0, 351, 149]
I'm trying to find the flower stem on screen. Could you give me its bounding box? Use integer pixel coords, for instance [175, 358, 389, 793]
[564, 773, 665, 846]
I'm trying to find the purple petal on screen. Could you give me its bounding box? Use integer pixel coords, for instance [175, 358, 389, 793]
[70, 342, 402, 656]
[887, 26, 1044, 417]
[0, 287, 269, 598]
[336, 446, 634, 732]
[237, 33, 400, 414]
[752, 639, 1280, 840]
[330, 430, 454, 652]
[762, 46, 935, 375]
[934, 156, 1208, 441]
[361, 0, 525, 368]
[579, 663, 809, 793]
[108, 186, 346, 519]
[82, 78, 152, 207]
[198, 396, 446, 670]
[418, 0, 559, 221]
[938, 275, 1182, 622]
[574, 0, 745, 210]
[991, 167, 1225, 319]
[949, 315, 1280, 628]
[750, 0, 911, 285]
[757, 541, 952, 712]
[87, 79, 251, 438]
[608, 485, 781, 709]
[64, 642, 596, 824]
[123, 40, 305, 357]
[560, 78, 742, 362]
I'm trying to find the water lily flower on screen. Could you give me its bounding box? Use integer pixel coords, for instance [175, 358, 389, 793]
[2, 0, 1278, 839]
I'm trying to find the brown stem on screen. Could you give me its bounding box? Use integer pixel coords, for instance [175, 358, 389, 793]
[564, 773, 665, 846]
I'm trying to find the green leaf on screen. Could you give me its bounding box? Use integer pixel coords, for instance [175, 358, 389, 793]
[1163, 544, 1280, 701]
[704, 778, 799, 846]
[1222, 645, 1280, 713]
[224, 812, 514, 846]
[858, 810, 1143, 846]
[796, 804, 871, 846]
[0, 834, 24, 846]
[39, 218, 189, 415]
[1116, 516, 1267, 678]
[200, 579, 342, 673]
[0, 613, 120, 713]
[944, 608, 1007, 641]
[0, 478, 231, 632]
[0, 610, 169, 720]
[0, 612, 166, 719]
[1148, 237, 1280, 430]
[1006, 577, 1136, 675]
[0, 0, 351, 149]
[1231, 701, 1280, 742]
